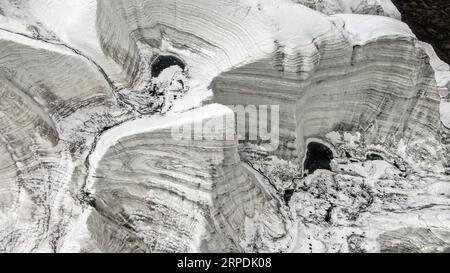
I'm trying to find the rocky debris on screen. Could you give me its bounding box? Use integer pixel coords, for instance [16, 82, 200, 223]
[0, 0, 448, 253]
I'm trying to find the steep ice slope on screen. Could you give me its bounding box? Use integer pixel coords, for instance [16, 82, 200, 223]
[0, 0, 448, 252]
[0, 24, 120, 252]
[213, 14, 442, 164]
[0, 0, 127, 85]
[60, 105, 292, 252]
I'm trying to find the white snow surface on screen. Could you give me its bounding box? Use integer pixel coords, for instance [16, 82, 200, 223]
[332, 13, 415, 45]
[85, 104, 234, 193]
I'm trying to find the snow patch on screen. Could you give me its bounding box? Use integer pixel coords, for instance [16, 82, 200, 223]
[333, 14, 415, 45]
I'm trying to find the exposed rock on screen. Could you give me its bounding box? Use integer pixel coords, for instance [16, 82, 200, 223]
[392, 0, 450, 65]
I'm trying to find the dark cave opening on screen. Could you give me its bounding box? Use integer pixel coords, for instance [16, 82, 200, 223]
[366, 153, 384, 161]
[151, 55, 185, 77]
[303, 142, 333, 174]
[283, 189, 295, 206]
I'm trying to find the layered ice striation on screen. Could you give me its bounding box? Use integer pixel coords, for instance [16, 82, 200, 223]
[0, 0, 449, 252]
